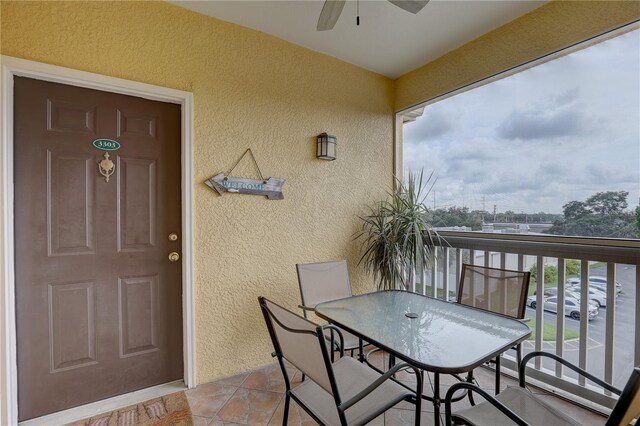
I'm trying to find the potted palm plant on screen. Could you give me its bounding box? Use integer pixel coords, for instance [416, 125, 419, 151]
[356, 170, 442, 291]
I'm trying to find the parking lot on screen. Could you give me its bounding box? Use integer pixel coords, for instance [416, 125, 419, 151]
[522, 264, 636, 388]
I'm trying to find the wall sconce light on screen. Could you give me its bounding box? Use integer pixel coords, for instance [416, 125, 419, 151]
[316, 133, 337, 161]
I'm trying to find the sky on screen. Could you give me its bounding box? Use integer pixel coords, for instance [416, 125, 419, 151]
[403, 29, 640, 214]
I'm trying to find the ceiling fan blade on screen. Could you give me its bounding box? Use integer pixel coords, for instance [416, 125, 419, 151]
[317, 0, 346, 31]
[388, 0, 430, 14]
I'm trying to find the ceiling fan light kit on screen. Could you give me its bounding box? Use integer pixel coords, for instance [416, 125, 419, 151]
[317, 0, 429, 31]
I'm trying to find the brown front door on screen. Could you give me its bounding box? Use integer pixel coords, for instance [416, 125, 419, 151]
[14, 77, 183, 421]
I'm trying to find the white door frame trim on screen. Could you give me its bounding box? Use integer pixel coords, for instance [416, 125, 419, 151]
[0, 55, 196, 425]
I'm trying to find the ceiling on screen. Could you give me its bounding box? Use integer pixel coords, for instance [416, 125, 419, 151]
[171, 0, 546, 78]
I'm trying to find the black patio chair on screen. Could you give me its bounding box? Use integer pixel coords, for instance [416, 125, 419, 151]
[296, 260, 370, 362]
[259, 296, 423, 426]
[456, 264, 531, 393]
[445, 351, 640, 426]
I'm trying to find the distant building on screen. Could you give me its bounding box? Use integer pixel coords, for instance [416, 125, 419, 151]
[433, 222, 557, 272]
[481, 223, 554, 234]
[477, 223, 555, 270]
[433, 226, 472, 232]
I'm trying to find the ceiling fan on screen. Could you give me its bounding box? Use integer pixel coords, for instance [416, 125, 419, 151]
[317, 0, 429, 31]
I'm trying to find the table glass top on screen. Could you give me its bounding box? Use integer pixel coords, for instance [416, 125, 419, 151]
[315, 290, 531, 373]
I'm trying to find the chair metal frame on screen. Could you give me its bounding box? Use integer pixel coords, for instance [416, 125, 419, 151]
[457, 263, 531, 395]
[444, 351, 638, 426]
[259, 296, 423, 426]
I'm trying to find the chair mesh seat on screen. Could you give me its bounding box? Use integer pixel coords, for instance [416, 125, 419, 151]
[453, 386, 582, 426]
[292, 357, 412, 425]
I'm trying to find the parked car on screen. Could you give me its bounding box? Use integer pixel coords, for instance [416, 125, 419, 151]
[588, 276, 607, 285]
[566, 277, 580, 286]
[566, 276, 621, 294]
[533, 287, 573, 298]
[567, 289, 607, 308]
[567, 282, 619, 298]
[534, 286, 608, 307]
[527, 295, 598, 320]
[588, 275, 622, 293]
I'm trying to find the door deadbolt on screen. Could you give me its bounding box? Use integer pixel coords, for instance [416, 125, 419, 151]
[168, 233, 179, 241]
[168, 252, 180, 262]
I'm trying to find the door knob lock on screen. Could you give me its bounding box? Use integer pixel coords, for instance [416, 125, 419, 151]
[168, 233, 178, 241]
[168, 252, 180, 262]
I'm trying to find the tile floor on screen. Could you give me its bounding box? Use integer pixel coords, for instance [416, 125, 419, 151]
[186, 352, 607, 426]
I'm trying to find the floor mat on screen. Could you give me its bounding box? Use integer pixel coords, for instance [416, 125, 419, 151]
[66, 391, 193, 426]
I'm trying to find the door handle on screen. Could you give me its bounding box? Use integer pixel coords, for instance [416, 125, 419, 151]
[168, 252, 180, 262]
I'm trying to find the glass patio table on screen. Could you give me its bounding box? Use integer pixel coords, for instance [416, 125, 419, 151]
[314, 290, 531, 425]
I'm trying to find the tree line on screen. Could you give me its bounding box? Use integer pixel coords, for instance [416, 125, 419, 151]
[429, 191, 639, 239]
[546, 191, 639, 239]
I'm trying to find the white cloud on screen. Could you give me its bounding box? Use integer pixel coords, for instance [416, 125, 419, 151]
[497, 103, 588, 141]
[403, 29, 640, 213]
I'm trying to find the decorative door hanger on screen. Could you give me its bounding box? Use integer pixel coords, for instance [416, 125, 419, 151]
[93, 138, 120, 182]
[205, 149, 285, 200]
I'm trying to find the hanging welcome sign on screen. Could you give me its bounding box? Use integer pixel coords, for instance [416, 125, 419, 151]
[205, 149, 285, 200]
[206, 174, 285, 200]
[92, 138, 121, 151]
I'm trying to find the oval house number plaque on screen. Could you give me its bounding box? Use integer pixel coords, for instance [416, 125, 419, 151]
[92, 138, 121, 151]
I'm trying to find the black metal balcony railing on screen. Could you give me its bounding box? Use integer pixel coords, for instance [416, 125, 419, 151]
[409, 231, 639, 412]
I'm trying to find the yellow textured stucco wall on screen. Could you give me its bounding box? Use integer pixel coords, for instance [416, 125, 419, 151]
[2, 0, 639, 399]
[395, 0, 640, 111]
[0, 1, 394, 383]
